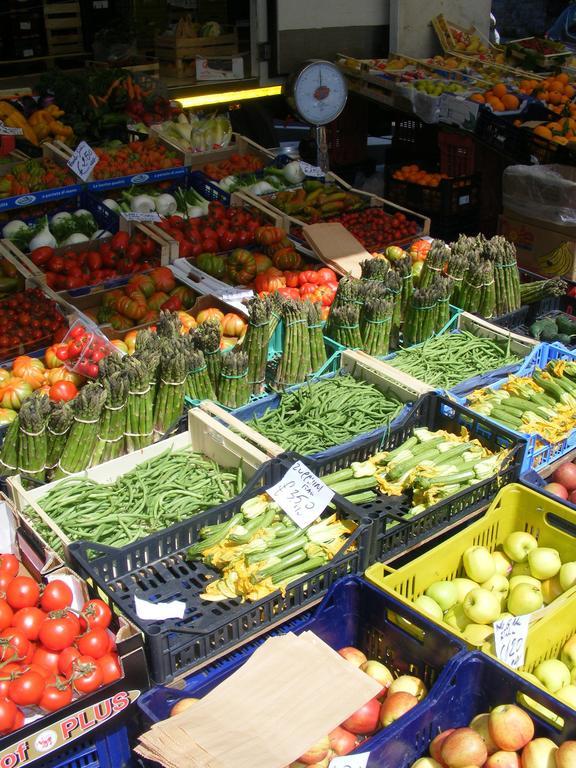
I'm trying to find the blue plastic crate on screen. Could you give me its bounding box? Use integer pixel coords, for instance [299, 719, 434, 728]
[136, 575, 466, 743]
[521, 464, 576, 512]
[361, 651, 576, 766]
[35, 724, 132, 768]
[0, 184, 82, 213]
[86, 165, 186, 193]
[454, 341, 576, 472]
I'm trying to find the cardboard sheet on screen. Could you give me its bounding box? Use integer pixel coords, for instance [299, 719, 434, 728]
[303, 222, 373, 278]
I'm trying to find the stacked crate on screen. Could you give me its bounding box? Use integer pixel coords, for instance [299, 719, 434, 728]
[43, 0, 84, 57]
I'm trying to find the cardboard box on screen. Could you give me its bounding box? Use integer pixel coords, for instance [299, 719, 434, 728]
[498, 208, 576, 280]
[195, 53, 245, 81]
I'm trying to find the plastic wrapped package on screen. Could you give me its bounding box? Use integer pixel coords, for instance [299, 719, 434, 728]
[503, 164, 576, 227]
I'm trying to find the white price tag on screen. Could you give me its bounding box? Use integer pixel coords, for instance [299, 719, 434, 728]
[458, 194, 470, 206]
[267, 461, 334, 529]
[494, 615, 530, 668]
[67, 140, 99, 181]
[329, 752, 370, 768]
[134, 595, 186, 621]
[93, 0, 109, 7]
[300, 160, 324, 178]
[121, 211, 161, 222]
[23, 49, 34, 58]
[0, 121, 23, 136]
[20, 22, 31, 30]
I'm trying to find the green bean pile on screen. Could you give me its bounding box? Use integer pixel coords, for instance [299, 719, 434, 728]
[26, 446, 243, 555]
[247, 375, 404, 455]
[388, 331, 522, 390]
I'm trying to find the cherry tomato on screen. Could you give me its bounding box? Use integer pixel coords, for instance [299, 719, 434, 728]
[72, 656, 103, 694]
[12, 607, 46, 641]
[0, 555, 18, 578]
[40, 581, 73, 612]
[39, 675, 73, 712]
[0, 698, 17, 732]
[6, 576, 40, 610]
[0, 628, 29, 663]
[8, 669, 45, 706]
[0, 572, 15, 594]
[97, 653, 122, 685]
[25, 663, 51, 680]
[77, 629, 109, 660]
[38, 613, 78, 652]
[10, 707, 24, 733]
[0, 600, 13, 631]
[58, 646, 81, 677]
[32, 647, 60, 676]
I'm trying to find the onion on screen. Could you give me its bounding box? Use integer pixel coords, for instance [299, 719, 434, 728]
[544, 482, 569, 500]
[170, 697, 198, 717]
[552, 462, 576, 491]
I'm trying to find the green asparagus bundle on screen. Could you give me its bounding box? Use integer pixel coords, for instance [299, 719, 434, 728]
[360, 258, 389, 281]
[326, 303, 363, 349]
[458, 260, 484, 315]
[196, 319, 222, 390]
[92, 372, 129, 466]
[330, 276, 364, 312]
[0, 415, 19, 477]
[446, 251, 468, 304]
[392, 255, 414, 315]
[186, 349, 217, 401]
[124, 356, 157, 452]
[419, 240, 450, 290]
[153, 346, 189, 436]
[436, 278, 451, 331]
[361, 294, 393, 356]
[218, 351, 250, 409]
[490, 236, 521, 314]
[307, 301, 327, 372]
[156, 310, 183, 340]
[18, 396, 51, 486]
[45, 403, 73, 481]
[385, 269, 403, 345]
[267, 292, 285, 342]
[403, 287, 441, 346]
[478, 260, 496, 319]
[243, 296, 271, 394]
[54, 384, 108, 479]
[520, 277, 568, 305]
[274, 300, 313, 389]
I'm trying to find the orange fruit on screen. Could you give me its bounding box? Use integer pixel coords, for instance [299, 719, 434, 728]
[533, 125, 553, 139]
[487, 97, 505, 111]
[549, 80, 564, 94]
[548, 91, 563, 105]
[470, 93, 485, 103]
[552, 135, 569, 145]
[557, 72, 569, 84]
[502, 94, 520, 110]
[565, 85, 575, 98]
[493, 83, 507, 98]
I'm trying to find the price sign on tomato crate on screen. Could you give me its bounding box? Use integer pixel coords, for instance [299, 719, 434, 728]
[68, 140, 99, 181]
[494, 615, 529, 668]
[329, 753, 370, 768]
[267, 460, 334, 529]
[121, 211, 161, 222]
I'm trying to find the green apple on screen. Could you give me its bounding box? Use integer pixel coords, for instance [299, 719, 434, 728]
[509, 575, 541, 592]
[503, 531, 538, 563]
[561, 634, 576, 669]
[541, 575, 563, 605]
[528, 547, 561, 580]
[572, 667, 576, 684]
[557, 684, 576, 708]
[463, 623, 494, 645]
[523, 671, 543, 687]
[534, 659, 571, 693]
[462, 587, 501, 625]
[507, 583, 543, 615]
[481, 574, 509, 608]
[452, 577, 478, 603]
[444, 603, 469, 631]
[559, 561, 576, 592]
[492, 550, 512, 576]
[510, 562, 532, 577]
[425, 581, 458, 611]
[463, 546, 495, 583]
[414, 595, 444, 622]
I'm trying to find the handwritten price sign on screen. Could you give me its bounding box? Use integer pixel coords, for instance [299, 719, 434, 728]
[494, 615, 530, 668]
[267, 461, 334, 528]
[329, 752, 370, 768]
[0, 122, 23, 136]
[121, 211, 161, 222]
[299, 160, 324, 178]
[67, 141, 99, 181]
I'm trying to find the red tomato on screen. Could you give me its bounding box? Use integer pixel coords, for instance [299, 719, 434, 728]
[97, 653, 122, 685]
[11, 607, 46, 641]
[72, 656, 103, 694]
[32, 647, 60, 676]
[77, 629, 110, 660]
[6, 577, 40, 610]
[299, 284, 321, 300]
[39, 675, 73, 712]
[0, 573, 14, 594]
[25, 663, 51, 680]
[80, 599, 112, 631]
[298, 270, 320, 287]
[315, 267, 338, 285]
[283, 271, 300, 288]
[8, 669, 45, 706]
[0, 629, 30, 663]
[40, 581, 73, 612]
[38, 613, 78, 651]
[0, 555, 18, 579]
[0, 600, 13, 631]
[58, 646, 81, 676]
[0, 698, 17, 732]
[49, 381, 78, 403]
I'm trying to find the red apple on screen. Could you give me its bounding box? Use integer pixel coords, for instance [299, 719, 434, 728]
[341, 698, 380, 735]
[388, 674, 428, 701]
[296, 735, 330, 765]
[379, 691, 419, 727]
[338, 646, 368, 668]
[544, 483, 569, 500]
[555, 740, 576, 768]
[360, 660, 394, 697]
[328, 726, 356, 757]
[430, 730, 455, 764]
[440, 728, 488, 768]
[521, 737, 557, 768]
[568, 490, 576, 505]
[469, 713, 498, 756]
[489, 705, 534, 752]
[485, 751, 521, 768]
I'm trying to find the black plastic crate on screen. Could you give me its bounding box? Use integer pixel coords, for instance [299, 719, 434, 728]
[386, 165, 480, 216]
[280, 393, 526, 564]
[475, 103, 556, 163]
[68, 462, 373, 684]
[390, 117, 439, 164]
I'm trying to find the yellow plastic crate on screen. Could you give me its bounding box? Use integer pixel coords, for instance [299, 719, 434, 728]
[365, 484, 576, 648]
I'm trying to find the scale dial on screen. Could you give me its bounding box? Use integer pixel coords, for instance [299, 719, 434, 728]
[287, 60, 348, 126]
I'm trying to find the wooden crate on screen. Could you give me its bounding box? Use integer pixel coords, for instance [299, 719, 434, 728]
[155, 29, 238, 76]
[87, 57, 160, 82]
[43, 0, 83, 56]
